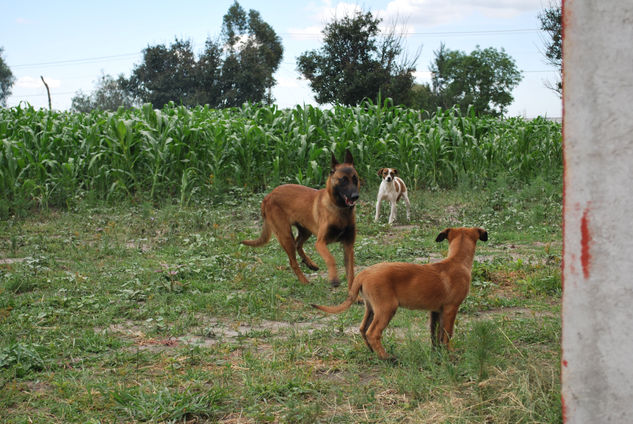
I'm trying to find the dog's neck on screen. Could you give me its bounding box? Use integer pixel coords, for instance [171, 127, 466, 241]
[446, 236, 477, 266]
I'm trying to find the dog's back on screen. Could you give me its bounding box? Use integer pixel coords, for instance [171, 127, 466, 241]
[359, 259, 472, 311]
[242, 185, 319, 247]
[263, 184, 320, 226]
[391, 176, 407, 201]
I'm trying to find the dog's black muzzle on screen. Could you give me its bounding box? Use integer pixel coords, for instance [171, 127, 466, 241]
[338, 190, 359, 208]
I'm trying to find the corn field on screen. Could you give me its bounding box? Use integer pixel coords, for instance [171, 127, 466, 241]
[0, 100, 561, 215]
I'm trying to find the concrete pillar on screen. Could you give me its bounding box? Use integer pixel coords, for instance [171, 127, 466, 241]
[562, 1, 633, 422]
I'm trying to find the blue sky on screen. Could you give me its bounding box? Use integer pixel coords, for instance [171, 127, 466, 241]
[1, 0, 561, 117]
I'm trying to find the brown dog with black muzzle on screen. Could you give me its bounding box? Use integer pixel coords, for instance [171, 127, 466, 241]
[312, 227, 488, 360]
[242, 150, 360, 288]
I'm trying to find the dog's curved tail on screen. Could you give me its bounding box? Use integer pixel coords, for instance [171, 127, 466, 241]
[241, 205, 271, 247]
[241, 220, 271, 247]
[311, 274, 363, 314]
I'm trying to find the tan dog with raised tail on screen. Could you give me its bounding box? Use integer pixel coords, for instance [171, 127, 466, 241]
[312, 227, 488, 360]
[242, 150, 360, 288]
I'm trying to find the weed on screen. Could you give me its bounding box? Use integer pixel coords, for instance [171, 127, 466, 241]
[0, 343, 45, 378]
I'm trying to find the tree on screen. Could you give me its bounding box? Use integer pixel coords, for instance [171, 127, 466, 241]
[195, 39, 223, 106]
[219, 2, 283, 107]
[0, 47, 15, 107]
[71, 73, 138, 112]
[297, 11, 417, 106]
[409, 82, 436, 111]
[538, 3, 562, 96]
[122, 1, 282, 108]
[125, 39, 200, 108]
[429, 44, 522, 116]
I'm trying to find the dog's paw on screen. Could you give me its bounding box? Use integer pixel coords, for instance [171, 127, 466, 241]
[302, 259, 319, 271]
[330, 278, 340, 288]
[381, 355, 399, 364]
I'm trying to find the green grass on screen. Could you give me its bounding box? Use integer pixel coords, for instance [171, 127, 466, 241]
[0, 180, 561, 423]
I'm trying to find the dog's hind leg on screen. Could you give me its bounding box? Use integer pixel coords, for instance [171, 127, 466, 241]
[430, 311, 440, 347]
[277, 231, 310, 284]
[267, 211, 310, 284]
[402, 192, 411, 221]
[365, 302, 398, 360]
[295, 225, 319, 271]
[359, 304, 374, 352]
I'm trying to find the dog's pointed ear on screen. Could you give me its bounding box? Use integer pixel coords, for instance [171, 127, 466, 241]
[478, 228, 488, 242]
[435, 229, 450, 242]
[344, 149, 354, 165]
[377, 168, 384, 177]
[331, 152, 339, 173]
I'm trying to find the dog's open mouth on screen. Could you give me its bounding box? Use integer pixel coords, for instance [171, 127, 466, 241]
[343, 195, 357, 207]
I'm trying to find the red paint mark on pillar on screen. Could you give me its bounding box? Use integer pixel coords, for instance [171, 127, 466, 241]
[581, 207, 592, 279]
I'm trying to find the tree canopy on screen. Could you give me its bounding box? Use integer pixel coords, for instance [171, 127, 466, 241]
[219, 3, 284, 107]
[0, 47, 15, 107]
[124, 39, 201, 108]
[538, 3, 562, 96]
[412, 44, 522, 116]
[126, 1, 282, 109]
[297, 11, 417, 106]
[75, 1, 282, 110]
[71, 73, 138, 112]
[65, 4, 526, 116]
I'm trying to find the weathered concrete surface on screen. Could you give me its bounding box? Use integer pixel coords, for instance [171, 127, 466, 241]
[562, 2, 633, 422]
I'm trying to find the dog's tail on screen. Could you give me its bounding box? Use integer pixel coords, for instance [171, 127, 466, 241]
[241, 203, 272, 247]
[241, 219, 271, 247]
[311, 275, 363, 314]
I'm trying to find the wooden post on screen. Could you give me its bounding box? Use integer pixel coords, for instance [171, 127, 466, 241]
[40, 75, 51, 110]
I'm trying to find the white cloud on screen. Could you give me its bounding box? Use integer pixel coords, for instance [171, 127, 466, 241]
[288, 1, 366, 39]
[317, 1, 364, 21]
[16, 76, 61, 89]
[413, 70, 432, 82]
[292, 0, 542, 37]
[16, 17, 33, 25]
[286, 25, 323, 40]
[381, 0, 541, 28]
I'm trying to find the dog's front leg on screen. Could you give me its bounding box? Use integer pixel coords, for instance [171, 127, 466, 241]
[374, 196, 382, 222]
[315, 238, 340, 287]
[440, 305, 459, 348]
[343, 240, 355, 290]
[389, 200, 397, 224]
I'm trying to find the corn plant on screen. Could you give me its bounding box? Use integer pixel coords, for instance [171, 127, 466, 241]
[0, 102, 562, 216]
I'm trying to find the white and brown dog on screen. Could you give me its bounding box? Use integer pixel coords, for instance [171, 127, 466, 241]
[375, 168, 411, 224]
